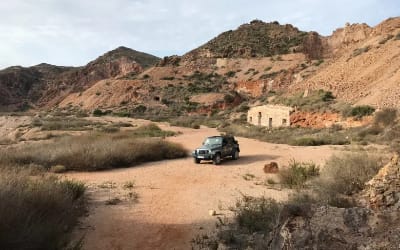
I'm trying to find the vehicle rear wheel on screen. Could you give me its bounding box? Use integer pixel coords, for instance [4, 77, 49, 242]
[194, 158, 201, 164]
[213, 153, 221, 165]
[232, 150, 239, 160]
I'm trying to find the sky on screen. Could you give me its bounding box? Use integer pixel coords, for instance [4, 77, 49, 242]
[0, 0, 398, 69]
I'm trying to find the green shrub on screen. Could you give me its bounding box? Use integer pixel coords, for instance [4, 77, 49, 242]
[232, 196, 281, 233]
[133, 104, 147, 114]
[225, 71, 236, 78]
[350, 105, 375, 118]
[278, 160, 319, 188]
[223, 94, 235, 103]
[93, 109, 106, 117]
[131, 123, 176, 137]
[0, 169, 85, 249]
[314, 153, 383, 207]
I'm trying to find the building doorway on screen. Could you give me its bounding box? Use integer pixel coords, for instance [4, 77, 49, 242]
[269, 118, 273, 128]
[258, 112, 262, 126]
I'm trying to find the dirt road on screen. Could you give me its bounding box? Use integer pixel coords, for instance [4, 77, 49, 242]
[67, 124, 339, 250]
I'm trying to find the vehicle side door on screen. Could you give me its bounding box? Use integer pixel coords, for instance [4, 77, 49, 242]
[222, 137, 233, 157]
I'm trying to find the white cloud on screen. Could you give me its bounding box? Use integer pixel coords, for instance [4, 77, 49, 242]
[0, 0, 398, 69]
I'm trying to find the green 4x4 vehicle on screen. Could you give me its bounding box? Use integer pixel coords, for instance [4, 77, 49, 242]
[192, 135, 240, 165]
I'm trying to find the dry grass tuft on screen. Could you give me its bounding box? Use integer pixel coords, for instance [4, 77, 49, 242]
[0, 168, 85, 250]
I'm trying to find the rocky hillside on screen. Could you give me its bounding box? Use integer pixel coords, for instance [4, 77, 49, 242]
[187, 20, 314, 58]
[0, 47, 159, 111]
[291, 17, 400, 108]
[1, 17, 400, 114]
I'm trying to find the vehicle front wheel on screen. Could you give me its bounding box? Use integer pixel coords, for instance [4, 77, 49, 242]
[194, 158, 201, 164]
[213, 153, 221, 165]
[232, 150, 239, 160]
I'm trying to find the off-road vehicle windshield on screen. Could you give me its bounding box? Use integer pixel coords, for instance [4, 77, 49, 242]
[203, 137, 222, 146]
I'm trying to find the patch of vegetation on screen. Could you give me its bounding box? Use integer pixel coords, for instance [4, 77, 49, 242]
[32, 116, 103, 131]
[0, 131, 187, 171]
[169, 115, 225, 129]
[220, 124, 350, 146]
[225, 71, 236, 78]
[123, 180, 136, 189]
[348, 105, 375, 118]
[379, 34, 394, 44]
[242, 173, 255, 181]
[131, 123, 177, 137]
[264, 66, 272, 71]
[105, 197, 122, 205]
[314, 153, 384, 207]
[161, 76, 175, 80]
[313, 59, 324, 66]
[93, 109, 108, 117]
[259, 71, 278, 79]
[223, 93, 235, 103]
[374, 108, 397, 127]
[353, 46, 370, 57]
[279, 160, 319, 188]
[0, 168, 85, 250]
[231, 195, 281, 233]
[272, 89, 335, 112]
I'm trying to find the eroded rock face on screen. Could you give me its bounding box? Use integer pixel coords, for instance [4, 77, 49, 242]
[268, 205, 370, 250]
[361, 154, 400, 210]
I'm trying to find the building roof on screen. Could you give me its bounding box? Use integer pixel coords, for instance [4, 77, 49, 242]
[248, 104, 293, 111]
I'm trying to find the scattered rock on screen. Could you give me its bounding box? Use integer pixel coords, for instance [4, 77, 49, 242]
[264, 162, 279, 173]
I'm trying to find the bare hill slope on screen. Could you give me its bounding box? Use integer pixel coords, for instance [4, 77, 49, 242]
[291, 17, 400, 108]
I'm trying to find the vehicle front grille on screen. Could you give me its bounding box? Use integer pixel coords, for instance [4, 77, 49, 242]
[198, 150, 208, 155]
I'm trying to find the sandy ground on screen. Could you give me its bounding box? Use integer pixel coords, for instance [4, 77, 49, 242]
[65, 123, 340, 250]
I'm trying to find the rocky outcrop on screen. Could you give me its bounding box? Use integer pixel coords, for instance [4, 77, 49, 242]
[302, 31, 324, 60]
[236, 80, 267, 98]
[188, 20, 309, 58]
[360, 154, 400, 210]
[156, 55, 181, 67]
[290, 111, 340, 128]
[269, 205, 371, 250]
